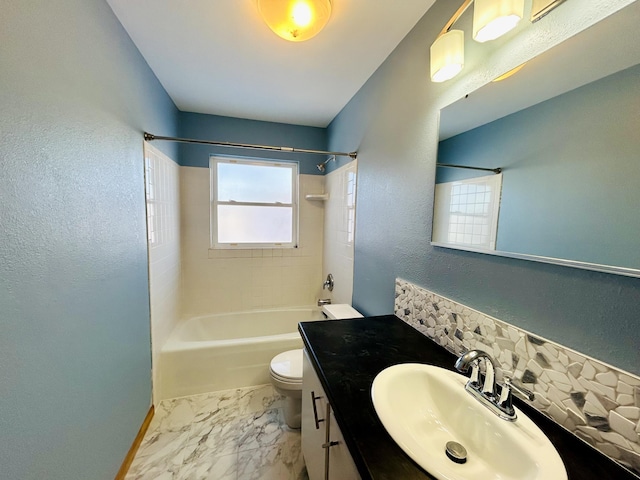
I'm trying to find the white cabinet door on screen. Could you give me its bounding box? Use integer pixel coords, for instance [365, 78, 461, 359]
[327, 407, 361, 480]
[302, 349, 361, 480]
[302, 349, 328, 480]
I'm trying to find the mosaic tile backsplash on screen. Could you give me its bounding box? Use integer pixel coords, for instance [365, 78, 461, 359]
[395, 278, 640, 476]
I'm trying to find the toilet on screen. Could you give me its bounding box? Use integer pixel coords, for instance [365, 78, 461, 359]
[269, 304, 363, 429]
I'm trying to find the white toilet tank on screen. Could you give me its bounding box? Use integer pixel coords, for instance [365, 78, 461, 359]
[321, 304, 363, 319]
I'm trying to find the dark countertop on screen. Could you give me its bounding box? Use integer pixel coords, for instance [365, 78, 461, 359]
[299, 315, 639, 480]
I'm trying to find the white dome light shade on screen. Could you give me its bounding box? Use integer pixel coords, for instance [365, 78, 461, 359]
[473, 0, 524, 43]
[430, 29, 465, 83]
[258, 0, 332, 42]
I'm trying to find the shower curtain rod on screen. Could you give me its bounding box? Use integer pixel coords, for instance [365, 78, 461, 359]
[436, 163, 502, 174]
[144, 133, 357, 159]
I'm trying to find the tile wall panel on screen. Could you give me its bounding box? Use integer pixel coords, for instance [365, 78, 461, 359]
[322, 160, 357, 305]
[180, 167, 324, 316]
[144, 143, 182, 402]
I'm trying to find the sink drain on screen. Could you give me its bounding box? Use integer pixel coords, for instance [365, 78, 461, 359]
[445, 441, 468, 464]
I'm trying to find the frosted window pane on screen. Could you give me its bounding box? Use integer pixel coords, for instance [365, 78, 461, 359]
[218, 163, 292, 203]
[217, 205, 292, 243]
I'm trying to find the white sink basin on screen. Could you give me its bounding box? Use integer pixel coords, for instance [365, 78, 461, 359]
[371, 363, 567, 480]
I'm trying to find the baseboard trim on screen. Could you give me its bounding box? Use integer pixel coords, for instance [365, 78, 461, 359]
[114, 405, 154, 480]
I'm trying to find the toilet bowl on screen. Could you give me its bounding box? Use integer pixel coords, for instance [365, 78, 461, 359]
[269, 304, 363, 429]
[270, 349, 303, 429]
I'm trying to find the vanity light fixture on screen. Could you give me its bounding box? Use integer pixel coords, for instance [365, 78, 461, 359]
[473, 0, 525, 43]
[430, 0, 525, 83]
[258, 0, 332, 42]
[430, 29, 465, 83]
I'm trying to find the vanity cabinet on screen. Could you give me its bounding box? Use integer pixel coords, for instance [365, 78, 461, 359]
[298, 316, 639, 480]
[302, 349, 361, 480]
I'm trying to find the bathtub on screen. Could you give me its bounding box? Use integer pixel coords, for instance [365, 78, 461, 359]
[157, 307, 324, 401]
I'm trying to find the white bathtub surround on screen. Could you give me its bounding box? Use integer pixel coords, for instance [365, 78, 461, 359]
[322, 160, 358, 305]
[125, 384, 307, 480]
[144, 142, 182, 403]
[395, 278, 640, 475]
[180, 167, 325, 316]
[157, 307, 324, 401]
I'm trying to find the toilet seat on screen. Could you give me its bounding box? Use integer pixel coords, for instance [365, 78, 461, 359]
[270, 349, 303, 383]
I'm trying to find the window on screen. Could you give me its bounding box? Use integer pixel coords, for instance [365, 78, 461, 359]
[210, 156, 298, 248]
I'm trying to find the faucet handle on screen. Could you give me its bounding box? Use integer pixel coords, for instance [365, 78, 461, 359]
[468, 360, 481, 388]
[496, 377, 533, 419]
[502, 377, 535, 402]
[497, 379, 512, 408]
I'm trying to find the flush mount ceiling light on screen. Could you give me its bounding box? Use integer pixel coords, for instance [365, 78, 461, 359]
[258, 0, 332, 42]
[430, 0, 525, 83]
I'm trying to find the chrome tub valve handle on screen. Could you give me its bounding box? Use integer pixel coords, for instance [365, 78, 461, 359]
[323, 273, 334, 292]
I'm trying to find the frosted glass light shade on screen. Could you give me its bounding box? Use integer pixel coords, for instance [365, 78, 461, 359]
[258, 0, 332, 42]
[473, 0, 524, 43]
[430, 30, 465, 83]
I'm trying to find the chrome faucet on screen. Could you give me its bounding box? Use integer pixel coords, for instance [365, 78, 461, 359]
[317, 298, 332, 306]
[455, 349, 534, 421]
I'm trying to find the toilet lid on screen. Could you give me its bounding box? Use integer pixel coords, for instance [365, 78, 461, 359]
[270, 349, 303, 381]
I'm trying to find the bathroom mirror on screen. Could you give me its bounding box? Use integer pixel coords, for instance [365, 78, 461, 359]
[433, 2, 640, 277]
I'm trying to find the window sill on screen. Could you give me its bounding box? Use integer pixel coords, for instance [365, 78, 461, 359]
[208, 248, 298, 259]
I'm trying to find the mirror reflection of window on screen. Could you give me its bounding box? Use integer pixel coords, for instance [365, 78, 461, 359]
[433, 174, 502, 250]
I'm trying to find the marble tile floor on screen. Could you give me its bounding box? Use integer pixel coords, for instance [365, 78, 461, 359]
[126, 384, 309, 480]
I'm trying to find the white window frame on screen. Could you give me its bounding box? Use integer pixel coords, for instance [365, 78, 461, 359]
[210, 156, 299, 249]
[432, 173, 502, 251]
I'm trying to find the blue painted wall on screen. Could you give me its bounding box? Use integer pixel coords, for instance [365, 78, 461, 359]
[438, 64, 640, 269]
[328, 0, 640, 376]
[0, 1, 178, 479]
[178, 111, 328, 174]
